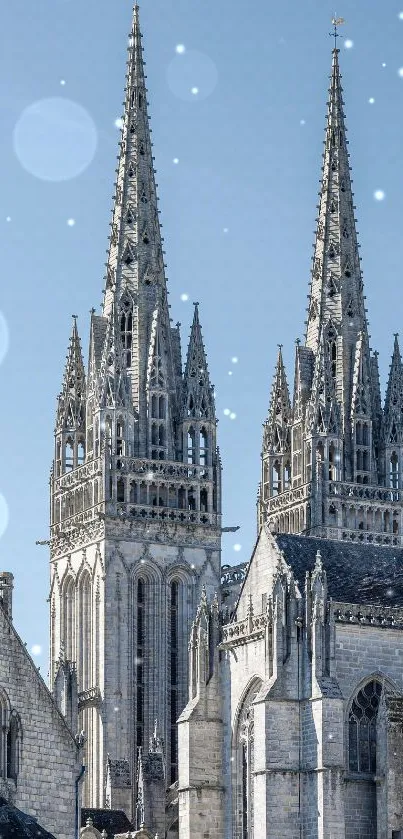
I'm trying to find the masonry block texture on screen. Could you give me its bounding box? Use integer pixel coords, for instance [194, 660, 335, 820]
[0, 582, 80, 839]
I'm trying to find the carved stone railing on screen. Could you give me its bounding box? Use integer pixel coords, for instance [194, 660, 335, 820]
[112, 456, 213, 483]
[110, 502, 217, 527]
[331, 601, 403, 629]
[220, 612, 268, 648]
[329, 481, 401, 504]
[78, 686, 102, 709]
[54, 457, 103, 491]
[51, 503, 104, 534]
[310, 524, 401, 547]
[267, 482, 312, 512]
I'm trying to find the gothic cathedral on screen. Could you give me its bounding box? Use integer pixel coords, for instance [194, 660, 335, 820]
[49, 4, 221, 816]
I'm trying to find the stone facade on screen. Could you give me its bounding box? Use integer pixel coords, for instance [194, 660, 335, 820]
[49, 2, 221, 818]
[0, 573, 81, 839]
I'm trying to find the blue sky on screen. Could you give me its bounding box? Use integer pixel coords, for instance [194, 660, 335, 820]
[1, 0, 403, 674]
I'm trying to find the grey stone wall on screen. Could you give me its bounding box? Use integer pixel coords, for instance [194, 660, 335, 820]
[0, 600, 80, 839]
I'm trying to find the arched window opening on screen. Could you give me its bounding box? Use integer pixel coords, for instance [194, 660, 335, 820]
[363, 450, 369, 472]
[170, 581, 179, 784]
[348, 680, 382, 773]
[329, 443, 336, 481]
[151, 395, 158, 418]
[363, 424, 369, 446]
[356, 422, 362, 445]
[158, 425, 165, 447]
[384, 510, 390, 532]
[77, 440, 85, 467]
[178, 488, 185, 509]
[390, 452, 399, 490]
[272, 461, 281, 496]
[64, 577, 76, 663]
[106, 417, 113, 456]
[120, 299, 133, 367]
[65, 439, 74, 472]
[188, 491, 196, 512]
[117, 478, 125, 503]
[152, 424, 158, 446]
[116, 422, 124, 456]
[329, 503, 337, 525]
[187, 428, 196, 465]
[79, 573, 92, 692]
[130, 481, 137, 504]
[200, 488, 208, 513]
[136, 579, 146, 757]
[6, 711, 21, 781]
[284, 462, 291, 490]
[235, 684, 262, 839]
[200, 428, 208, 466]
[159, 395, 166, 418]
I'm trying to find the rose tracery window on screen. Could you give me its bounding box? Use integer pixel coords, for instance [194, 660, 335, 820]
[348, 680, 382, 774]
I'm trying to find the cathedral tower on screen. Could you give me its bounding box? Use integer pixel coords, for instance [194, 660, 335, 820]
[49, 4, 221, 815]
[260, 47, 403, 545]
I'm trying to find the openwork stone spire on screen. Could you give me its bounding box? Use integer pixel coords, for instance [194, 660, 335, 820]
[384, 335, 403, 444]
[263, 346, 291, 454]
[56, 316, 86, 433]
[103, 4, 166, 319]
[184, 303, 215, 421]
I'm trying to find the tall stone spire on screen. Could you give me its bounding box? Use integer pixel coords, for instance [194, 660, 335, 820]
[54, 317, 86, 476]
[102, 3, 174, 433]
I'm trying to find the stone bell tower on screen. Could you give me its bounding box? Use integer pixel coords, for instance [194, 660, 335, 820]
[49, 3, 221, 815]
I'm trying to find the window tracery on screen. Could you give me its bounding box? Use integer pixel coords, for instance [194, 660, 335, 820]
[348, 680, 382, 774]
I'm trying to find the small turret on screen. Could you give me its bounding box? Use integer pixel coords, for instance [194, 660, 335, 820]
[181, 303, 217, 474]
[54, 316, 86, 478]
[260, 346, 292, 523]
[383, 335, 403, 496]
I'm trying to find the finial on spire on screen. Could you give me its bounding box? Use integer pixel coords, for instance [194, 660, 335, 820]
[330, 16, 345, 50]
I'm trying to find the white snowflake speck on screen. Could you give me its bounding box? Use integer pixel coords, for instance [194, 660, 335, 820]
[180, 293, 189, 302]
[230, 412, 237, 420]
[175, 44, 186, 54]
[374, 189, 385, 201]
[382, 62, 387, 68]
[173, 157, 179, 164]
[300, 119, 306, 126]
[223, 227, 229, 233]
[5, 216, 11, 222]
[67, 218, 75, 227]
[60, 79, 66, 86]
[228, 371, 233, 376]
[233, 544, 242, 552]
[146, 470, 154, 481]
[31, 645, 42, 656]
[398, 67, 403, 78]
[191, 563, 196, 570]
[231, 356, 238, 364]
[114, 117, 124, 130]
[344, 39, 354, 49]
[368, 97, 375, 104]
[113, 706, 119, 712]
[191, 87, 199, 95]
[399, 11, 403, 19]
[223, 408, 230, 416]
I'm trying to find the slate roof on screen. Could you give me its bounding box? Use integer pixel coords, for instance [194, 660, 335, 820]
[81, 809, 133, 839]
[0, 797, 56, 839]
[275, 534, 403, 607]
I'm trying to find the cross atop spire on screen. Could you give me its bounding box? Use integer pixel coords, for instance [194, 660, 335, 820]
[329, 16, 345, 50]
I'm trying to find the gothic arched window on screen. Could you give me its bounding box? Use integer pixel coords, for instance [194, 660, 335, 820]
[187, 428, 196, 465]
[170, 581, 179, 784]
[63, 576, 76, 664]
[348, 680, 382, 773]
[234, 682, 262, 839]
[390, 452, 399, 490]
[120, 297, 133, 367]
[199, 428, 208, 466]
[6, 710, 22, 781]
[136, 579, 146, 757]
[78, 572, 92, 691]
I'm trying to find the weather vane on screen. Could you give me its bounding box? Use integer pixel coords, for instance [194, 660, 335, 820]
[330, 16, 345, 49]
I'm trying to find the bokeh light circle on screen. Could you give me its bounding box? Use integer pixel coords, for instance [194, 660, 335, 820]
[167, 50, 218, 102]
[14, 98, 98, 181]
[0, 495, 9, 539]
[0, 312, 9, 366]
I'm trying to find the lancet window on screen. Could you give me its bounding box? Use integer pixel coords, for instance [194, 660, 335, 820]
[234, 682, 262, 839]
[348, 680, 382, 774]
[78, 572, 92, 691]
[136, 579, 146, 756]
[120, 298, 133, 367]
[170, 581, 179, 784]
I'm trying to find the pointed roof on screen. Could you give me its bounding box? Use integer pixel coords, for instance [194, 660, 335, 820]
[384, 335, 403, 440]
[56, 317, 86, 431]
[183, 304, 215, 421]
[306, 47, 367, 355]
[102, 3, 166, 318]
[263, 346, 291, 452]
